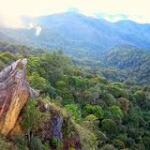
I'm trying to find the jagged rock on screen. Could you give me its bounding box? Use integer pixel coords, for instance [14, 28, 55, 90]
[51, 115, 63, 141]
[38, 101, 82, 150]
[0, 59, 93, 150]
[10, 117, 23, 136]
[0, 59, 30, 136]
[29, 87, 40, 98]
[39, 102, 63, 142]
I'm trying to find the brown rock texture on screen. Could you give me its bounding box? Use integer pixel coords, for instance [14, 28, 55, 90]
[0, 59, 30, 136]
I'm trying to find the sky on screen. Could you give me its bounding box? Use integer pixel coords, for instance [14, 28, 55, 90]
[0, 0, 150, 27]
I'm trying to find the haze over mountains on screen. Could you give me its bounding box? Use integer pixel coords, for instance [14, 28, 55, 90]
[0, 12, 150, 85]
[0, 12, 150, 58]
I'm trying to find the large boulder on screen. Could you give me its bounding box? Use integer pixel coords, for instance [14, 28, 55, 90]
[0, 59, 30, 136]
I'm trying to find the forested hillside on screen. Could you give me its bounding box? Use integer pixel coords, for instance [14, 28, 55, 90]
[1, 42, 150, 85]
[0, 45, 150, 150]
[102, 46, 150, 84]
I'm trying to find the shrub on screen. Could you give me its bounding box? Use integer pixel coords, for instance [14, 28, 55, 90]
[56, 80, 66, 90]
[50, 137, 62, 149]
[116, 134, 128, 144]
[133, 90, 146, 102]
[14, 135, 28, 150]
[113, 139, 125, 149]
[75, 124, 98, 150]
[100, 144, 116, 150]
[118, 97, 130, 113]
[109, 105, 124, 120]
[28, 72, 51, 93]
[22, 100, 47, 148]
[85, 114, 98, 122]
[103, 93, 117, 106]
[143, 136, 150, 150]
[133, 90, 147, 108]
[101, 119, 117, 135]
[0, 136, 16, 150]
[65, 104, 81, 121]
[30, 136, 44, 150]
[84, 104, 104, 119]
[22, 100, 46, 132]
[107, 85, 128, 98]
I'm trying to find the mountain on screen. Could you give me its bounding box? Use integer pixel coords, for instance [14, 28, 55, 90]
[101, 45, 150, 84]
[1, 11, 150, 150]
[0, 12, 150, 58]
[0, 12, 150, 84]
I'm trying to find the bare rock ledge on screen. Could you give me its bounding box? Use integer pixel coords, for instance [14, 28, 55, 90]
[0, 59, 30, 136]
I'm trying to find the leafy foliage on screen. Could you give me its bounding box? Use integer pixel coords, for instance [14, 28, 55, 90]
[0, 44, 150, 150]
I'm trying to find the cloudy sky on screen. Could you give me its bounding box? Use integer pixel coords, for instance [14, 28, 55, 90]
[0, 0, 150, 27]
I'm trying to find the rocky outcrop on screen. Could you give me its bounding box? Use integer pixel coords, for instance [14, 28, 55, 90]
[0, 59, 30, 136]
[0, 59, 94, 150]
[38, 101, 82, 150]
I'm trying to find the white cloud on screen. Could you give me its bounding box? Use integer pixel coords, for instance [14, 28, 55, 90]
[27, 23, 42, 36]
[0, 0, 150, 28]
[35, 26, 42, 36]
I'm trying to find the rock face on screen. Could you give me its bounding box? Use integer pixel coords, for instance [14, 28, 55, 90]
[38, 101, 82, 150]
[0, 59, 30, 136]
[40, 104, 63, 142]
[0, 59, 90, 150]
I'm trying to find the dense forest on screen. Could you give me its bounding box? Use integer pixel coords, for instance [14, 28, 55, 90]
[1, 41, 150, 85]
[0, 42, 150, 150]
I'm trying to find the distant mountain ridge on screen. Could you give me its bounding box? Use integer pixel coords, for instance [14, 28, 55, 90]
[0, 41, 150, 85]
[0, 12, 150, 58]
[101, 45, 150, 84]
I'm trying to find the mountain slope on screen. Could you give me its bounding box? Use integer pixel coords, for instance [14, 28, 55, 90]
[0, 12, 150, 58]
[102, 45, 150, 84]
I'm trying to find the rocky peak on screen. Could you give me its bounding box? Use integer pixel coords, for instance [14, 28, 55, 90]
[0, 59, 30, 136]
